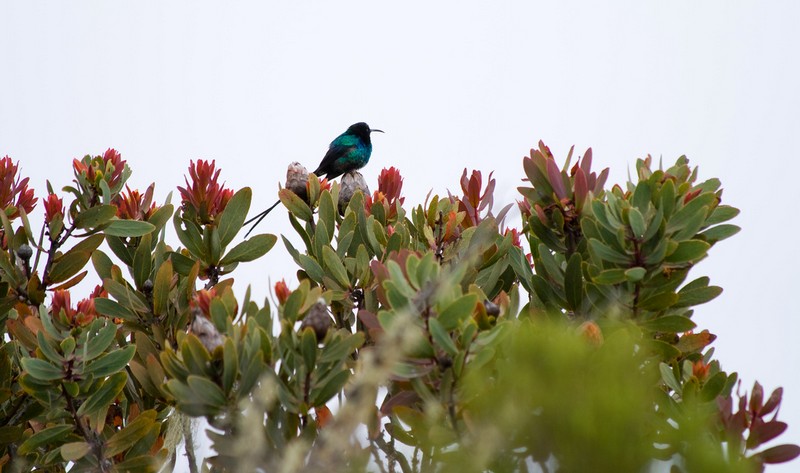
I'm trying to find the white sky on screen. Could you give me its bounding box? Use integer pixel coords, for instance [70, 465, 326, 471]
[2, 2, 799, 471]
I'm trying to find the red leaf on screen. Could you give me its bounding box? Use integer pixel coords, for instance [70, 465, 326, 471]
[380, 391, 420, 417]
[534, 204, 548, 226]
[358, 309, 381, 332]
[546, 158, 567, 200]
[752, 421, 788, 448]
[762, 387, 783, 417]
[756, 444, 800, 464]
[370, 260, 390, 307]
[581, 148, 593, 176]
[574, 167, 588, 211]
[750, 381, 764, 414]
[594, 167, 610, 193]
[479, 172, 495, 211]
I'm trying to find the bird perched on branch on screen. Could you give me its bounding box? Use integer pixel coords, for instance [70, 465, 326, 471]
[244, 122, 383, 237]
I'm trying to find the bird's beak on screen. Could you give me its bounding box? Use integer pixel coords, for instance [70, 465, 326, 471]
[370, 128, 384, 134]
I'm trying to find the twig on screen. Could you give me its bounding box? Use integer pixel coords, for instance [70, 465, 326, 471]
[62, 384, 112, 473]
[182, 415, 199, 473]
[374, 434, 412, 473]
[434, 212, 445, 264]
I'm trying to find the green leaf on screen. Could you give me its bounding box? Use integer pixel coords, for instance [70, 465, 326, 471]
[699, 224, 740, 243]
[588, 238, 631, 265]
[94, 297, 139, 322]
[106, 235, 133, 266]
[103, 279, 150, 313]
[147, 203, 174, 232]
[592, 268, 626, 285]
[17, 424, 74, 454]
[222, 338, 238, 395]
[649, 340, 681, 360]
[659, 362, 682, 393]
[279, 188, 313, 221]
[297, 254, 325, 283]
[638, 291, 678, 311]
[628, 208, 646, 238]
[642, 206, 664, 243]
[217, 187, 251, 247]
[77, 371, 127, 417]
[85, 346, 135, 377]
[168, 251, 195, 276]
[105, 410, 157, 457]
[530, 216, 567, 253]
[705, 205, 739, 225]
[536, 243, 564, 287]
[132, 233, 153, 289]
[114, 455, 158, 472]
[301, 327, 318, 371]
[665, 240, 710, 263]
[701, 371, 727, 402]
[206, 225, 222, 265]
[71, 232, 106, 254]
[322, 246, 350, 289]
[178, 335, 212, 379]
[666, 193, 715, 235]
[318, 332, 365, 364]
[219, 234, 277, 266]
[152, 259, 173, 316]
[60, 441, 91, 461]
[83, 323, 118, 362]
[564, 252, 583, 311]
[187, 375, 227, 408]
[674, 285, 723, 308]
[318, 190, 336, 235]
[624, 267, 646, 282]
[47, 250, 93, 285]
[104, 219, 156, 237]
[91, 250, 115, 280]
[0, 426, 24, 444]
[173, 213, 208, 261]
[20, 357, 63, 381]
[310, 368, 350, 406]
[37, 331, 64, 364]
[642, 315, 696, 333]
[74, 204, 117, 229]
[429, 318, 458, 357]
[437, 293, 478, 331]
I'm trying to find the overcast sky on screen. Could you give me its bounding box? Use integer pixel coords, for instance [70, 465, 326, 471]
[2, 2, 799, 471]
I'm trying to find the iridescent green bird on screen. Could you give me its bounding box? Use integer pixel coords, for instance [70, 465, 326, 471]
[244, 122, 383, 237]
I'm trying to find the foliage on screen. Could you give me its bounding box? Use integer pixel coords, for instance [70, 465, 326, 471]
[0, 144, 796, 473]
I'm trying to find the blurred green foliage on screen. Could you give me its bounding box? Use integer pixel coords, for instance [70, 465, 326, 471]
[0, 145, 796, 473]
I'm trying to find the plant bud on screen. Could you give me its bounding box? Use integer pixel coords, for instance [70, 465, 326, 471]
[339, 171, 370, 210]
[301, 299, 333, 342]
[16, 244, 32, 261]
[484, 299, 500, 317]
[286, 162, 309, 199]
[191, 310, 224, 352]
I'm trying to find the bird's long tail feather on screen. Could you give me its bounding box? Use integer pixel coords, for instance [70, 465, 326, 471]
[244, 199, 281, 238]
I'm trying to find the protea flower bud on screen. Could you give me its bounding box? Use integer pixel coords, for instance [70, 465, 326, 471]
[339, 171, 370, 211]
[286, 162, 310, 200]
[301, 298, 333, 342]
[190, 308, 224, 352]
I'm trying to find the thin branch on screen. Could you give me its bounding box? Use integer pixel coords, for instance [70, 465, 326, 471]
[62, 384, 112, 473]
[373, 434, 412, 473]
[181, 414, 199, 473]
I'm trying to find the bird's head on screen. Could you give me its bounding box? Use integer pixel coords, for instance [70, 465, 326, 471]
[347, 122, 384, 140]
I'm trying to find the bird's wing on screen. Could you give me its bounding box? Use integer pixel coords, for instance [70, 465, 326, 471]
[313, 134, 360, 178]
